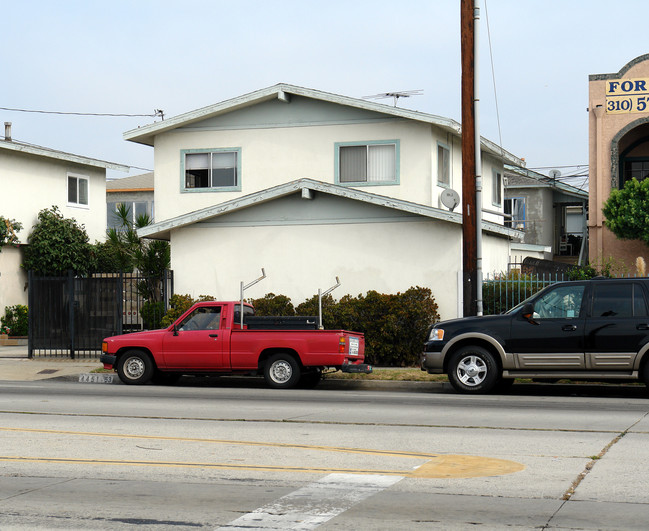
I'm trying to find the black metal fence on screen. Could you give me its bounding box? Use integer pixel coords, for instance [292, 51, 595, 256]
[482, 272, 566, 315]
[28, 270, 173, 359]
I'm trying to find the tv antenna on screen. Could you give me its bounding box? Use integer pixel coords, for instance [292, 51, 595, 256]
[548, 169, 561, 183]
[363, 89, 424, 107]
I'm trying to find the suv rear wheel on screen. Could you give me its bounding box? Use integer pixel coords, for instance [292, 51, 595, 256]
[447, 346, 498, 394]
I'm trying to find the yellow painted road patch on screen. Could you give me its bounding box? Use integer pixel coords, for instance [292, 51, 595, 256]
[0, 426, 525, 479]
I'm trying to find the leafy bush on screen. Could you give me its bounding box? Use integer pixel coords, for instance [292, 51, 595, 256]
[602, 177, 649, 245]
[0, 216, 22, 251]
[1, 305, 28, 336]
[248, 293, 295, 316]
[22, 207, 94, 275]
[297, 286, 440, 366]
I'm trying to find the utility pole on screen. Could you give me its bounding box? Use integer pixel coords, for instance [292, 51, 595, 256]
[461, 0, 477, 316]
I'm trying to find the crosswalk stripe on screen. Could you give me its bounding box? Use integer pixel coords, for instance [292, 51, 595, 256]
[216, 473, 403, 530]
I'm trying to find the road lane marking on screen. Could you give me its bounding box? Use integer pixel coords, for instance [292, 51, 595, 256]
[0, 453, 524, 479]
[216, 473, 403, 530]
[0, 426, 440, 459]
[0, 426, 525, 478]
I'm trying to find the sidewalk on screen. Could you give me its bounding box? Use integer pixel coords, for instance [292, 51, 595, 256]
[0, 344, 439, 391]
[0, 345, 104, 382]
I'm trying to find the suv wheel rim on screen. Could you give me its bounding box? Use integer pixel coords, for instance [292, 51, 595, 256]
[125, 357, 145, 379]
[457, 355, 487, 386]
[270, 360, 292, 384]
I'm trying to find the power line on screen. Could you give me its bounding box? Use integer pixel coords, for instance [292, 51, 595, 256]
[484, 0, 504, 151]
[528, 164, 588, 170]
[0, 106, 164, 119]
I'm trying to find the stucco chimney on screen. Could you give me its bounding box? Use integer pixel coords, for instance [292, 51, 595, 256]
[4, 122, 11, 141]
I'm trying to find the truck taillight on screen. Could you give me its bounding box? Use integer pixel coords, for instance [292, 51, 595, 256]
[339, 337, 346, 353]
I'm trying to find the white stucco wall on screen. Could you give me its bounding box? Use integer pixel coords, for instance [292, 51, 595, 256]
[481, 233, 512, 275]
[169, 218, 464, 320]
[153, 118, 506, 225]
[0, 246, 27, 311]
[0, 150, 107, 242]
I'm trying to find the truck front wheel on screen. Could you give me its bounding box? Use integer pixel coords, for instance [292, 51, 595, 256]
[117, 350, 154, 385]
[264, 353, 301, 389]
[447, 346, 498, 394]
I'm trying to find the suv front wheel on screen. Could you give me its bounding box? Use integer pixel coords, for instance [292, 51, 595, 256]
[447, 346, 499, 394]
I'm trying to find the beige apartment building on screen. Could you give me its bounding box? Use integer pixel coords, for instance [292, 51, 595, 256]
[589, 54, 649, 272]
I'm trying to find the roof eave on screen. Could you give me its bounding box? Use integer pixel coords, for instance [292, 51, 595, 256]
[0, 140, 129, 172]
[137, 178, 519, 241]
[124, 83, 467, 146]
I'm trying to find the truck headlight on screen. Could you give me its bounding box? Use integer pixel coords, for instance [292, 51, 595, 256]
[428, 328, 444, 341]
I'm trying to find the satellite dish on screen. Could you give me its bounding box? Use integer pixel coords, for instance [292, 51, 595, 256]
[549, 169, 561, 180]
[440, 189, 460, 211]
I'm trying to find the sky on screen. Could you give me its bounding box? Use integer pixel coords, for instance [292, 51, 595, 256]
[2, 0, 647, 189]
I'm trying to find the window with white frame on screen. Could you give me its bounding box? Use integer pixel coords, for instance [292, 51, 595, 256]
[492, 169, 502, 206]
[504, 197, 525, 229]
[437, 143, 450, 186]
[107, 201, 152, 230]
[68, 174, 89, 206]
[183, 149, 240, 191]
[337, 141, 398, 184]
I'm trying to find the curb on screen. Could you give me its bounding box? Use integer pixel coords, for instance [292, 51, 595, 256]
[52, 372, 447, 392]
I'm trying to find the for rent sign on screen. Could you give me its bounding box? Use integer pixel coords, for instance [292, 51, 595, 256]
[606, 78, 649, 114]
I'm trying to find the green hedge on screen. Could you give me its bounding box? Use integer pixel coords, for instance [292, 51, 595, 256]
[1, 305, 28, 336]
[250, 286, 440, 367]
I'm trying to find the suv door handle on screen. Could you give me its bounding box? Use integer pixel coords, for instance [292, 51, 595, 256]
[562, 325, 577, 331]
[637, 324, 649, 330]
[209, 333, 219, 338]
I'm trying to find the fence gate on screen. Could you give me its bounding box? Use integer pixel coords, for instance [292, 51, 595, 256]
[28, 270, 173, 359]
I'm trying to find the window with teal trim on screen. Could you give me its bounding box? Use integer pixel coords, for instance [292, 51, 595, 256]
[337, 141, 397, 185]
[183, 149, 240, 191]
[437, 143, 450, 186]
[492, 169, 502, 206]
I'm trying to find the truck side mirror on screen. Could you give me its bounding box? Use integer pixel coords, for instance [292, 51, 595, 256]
[521, 302, 540, 325]
[173, 323, 179, 336]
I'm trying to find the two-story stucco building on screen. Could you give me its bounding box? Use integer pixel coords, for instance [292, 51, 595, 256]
[589, 54, 649, 271]
[125, 84, 524, 319]
[0, 126, 128, 310]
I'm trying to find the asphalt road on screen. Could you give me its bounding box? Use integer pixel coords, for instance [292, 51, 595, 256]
[1, 379, 649, 530]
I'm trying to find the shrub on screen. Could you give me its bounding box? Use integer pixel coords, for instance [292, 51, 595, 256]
[0, 216, 22, 251]
[1, 305, 28, 336]
[22, 207, 94, 275]
[296, 286, 440, 366]
[248, 293, 295, 316]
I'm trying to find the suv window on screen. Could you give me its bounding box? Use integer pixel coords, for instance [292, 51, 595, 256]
[591, 283, 647, 318]
[533, 285, 585, 319]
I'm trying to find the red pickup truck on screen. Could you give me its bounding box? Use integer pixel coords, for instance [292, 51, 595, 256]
[101, 301, 370, 389]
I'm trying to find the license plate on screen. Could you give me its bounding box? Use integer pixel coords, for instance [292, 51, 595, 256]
[349, 337, 359, 356]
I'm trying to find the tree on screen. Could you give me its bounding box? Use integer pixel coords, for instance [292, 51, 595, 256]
[602, 177, 649, 245]
[0, 216, 22, 252]
[22, 207, 95, 275]
[105, 203, 170, 301]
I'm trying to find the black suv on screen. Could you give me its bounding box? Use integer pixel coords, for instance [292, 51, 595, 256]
[421, 278, 649, 393]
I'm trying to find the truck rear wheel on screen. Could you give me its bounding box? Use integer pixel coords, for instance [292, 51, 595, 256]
[264, 353, 301, 389]
[447, 346, 498, 394]
[117, 350, 154, 385]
